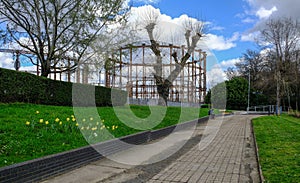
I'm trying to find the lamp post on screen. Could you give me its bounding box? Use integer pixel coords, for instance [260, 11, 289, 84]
[99, 70, 102, 86]
[247, 66, 250, 113]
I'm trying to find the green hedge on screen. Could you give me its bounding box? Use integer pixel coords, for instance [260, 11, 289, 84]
[0, 68, 127, 106]
[200, 104, 209, 108]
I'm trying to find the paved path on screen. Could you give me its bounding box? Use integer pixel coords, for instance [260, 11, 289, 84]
[42, 115, 261, 183]
[147, 115, 260, 183]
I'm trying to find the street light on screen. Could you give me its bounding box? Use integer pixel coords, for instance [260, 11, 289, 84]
[99, 70, 102, 86]
[247, 66, 250, 113]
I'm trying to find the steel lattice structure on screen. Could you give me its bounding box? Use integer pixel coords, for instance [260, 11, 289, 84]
[104, 44, 207, 103]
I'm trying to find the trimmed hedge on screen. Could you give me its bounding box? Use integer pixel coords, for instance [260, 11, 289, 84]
[0, 68, 126, 106]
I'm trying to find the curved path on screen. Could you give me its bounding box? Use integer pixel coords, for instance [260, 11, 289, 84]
[42, 114, 261, 183]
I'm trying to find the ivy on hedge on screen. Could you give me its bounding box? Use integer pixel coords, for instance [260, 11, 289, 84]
[0, 68, 127, 106]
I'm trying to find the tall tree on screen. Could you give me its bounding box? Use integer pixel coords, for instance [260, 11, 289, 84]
[261, 17, 300, 114]
[0, 0, 127, 77]
[236, 49, 269, 92]
[144, 11, 205, 106]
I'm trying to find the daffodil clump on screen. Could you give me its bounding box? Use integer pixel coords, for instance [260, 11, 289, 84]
[25, 111, 119, 142]
[77, 118, 120, 143]
[25, 111, 79, 133]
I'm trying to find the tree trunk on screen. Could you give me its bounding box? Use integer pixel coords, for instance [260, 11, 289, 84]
[155, 75, 171, 106]
[276, 71, 281, 115]
[41, 60, 50, 77]
[296, 56, 299, 111]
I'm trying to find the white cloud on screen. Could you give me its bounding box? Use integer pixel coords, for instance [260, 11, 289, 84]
[241, 31, 260, 42]
[206, 64, 226, 88]
[206, 58, 242, 88]
[19, 65, 37, 72]
[219, 58, 240, 70]
[205, 21, 225, 31]
[229, 32, 240, 42]
[242, 17, 255, 23]
[246, 0, 300, 18]
[204, 33, 237, 51]
[244, 0, 300, 25]
[0, 52, 14, 69]
[241, 0, 300, 40]
[256, 6, 277, 19]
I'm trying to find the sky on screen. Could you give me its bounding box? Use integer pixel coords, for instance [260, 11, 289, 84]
[1, 0, 300, 86]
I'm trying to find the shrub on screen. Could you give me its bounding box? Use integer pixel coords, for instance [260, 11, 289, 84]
[200, 104, 209, 108]
[0, 68, 126, 106]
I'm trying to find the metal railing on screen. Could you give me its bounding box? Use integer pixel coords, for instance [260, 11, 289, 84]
[247, 105, 277, 114]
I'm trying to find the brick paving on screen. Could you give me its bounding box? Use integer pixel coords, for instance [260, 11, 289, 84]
[147, 115, 260, 183]
[42, 115, 261, 183]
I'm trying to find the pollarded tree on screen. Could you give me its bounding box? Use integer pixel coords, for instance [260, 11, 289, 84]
[0, 0, 128, 77]
[143, 11, 205, 106]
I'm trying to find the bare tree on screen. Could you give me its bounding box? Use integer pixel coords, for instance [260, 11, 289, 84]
[144, 12, 205, 105]
[0, 0, 128, 77]
[261, 17, 300, 114]
[236, 49, 268, 90]
[225, 67, 238, 80]
[77, 19, 138, 81]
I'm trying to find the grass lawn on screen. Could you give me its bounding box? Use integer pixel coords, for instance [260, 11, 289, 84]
[253, 114, 300, 182]
[0, 103, 208, 168]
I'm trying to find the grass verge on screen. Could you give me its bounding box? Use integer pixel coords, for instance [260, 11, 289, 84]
[0, 103, 208, 168]
[252, 114, 300, 182]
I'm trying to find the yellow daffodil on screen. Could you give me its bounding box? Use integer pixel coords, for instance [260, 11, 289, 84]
[82, 118, 86, 122]
[112, 125, 115, 130]
[90, 117, 93, 121]
[45, 121, 49, 125]
[36, 111, 40, 114]
[91, 127, 97, 131]
[71, 115, 74, 118]
[59, 122, 62, 125]
[26, 121, 30, 125]
[66, 118, 70, 121]
[101, 119, 105, 123]
[55, 118, 60, 122]
[72, 118, 76, 122]
[76, 123, 79, 126]
[39, 119, 44, 123]
[81, 127, 84, 130]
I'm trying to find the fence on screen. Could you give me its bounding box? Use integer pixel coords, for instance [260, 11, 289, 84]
[247, 105, 282, 114]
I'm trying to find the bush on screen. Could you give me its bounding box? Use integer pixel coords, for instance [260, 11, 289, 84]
[200, 104, 209, 108]
[0, 68, 126, 106]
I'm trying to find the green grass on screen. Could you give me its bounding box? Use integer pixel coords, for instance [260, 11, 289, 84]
[0, 103, 208, 168]
[253, 114, 300, 183]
